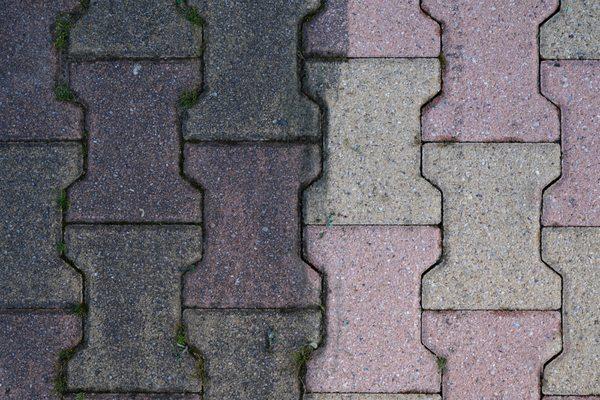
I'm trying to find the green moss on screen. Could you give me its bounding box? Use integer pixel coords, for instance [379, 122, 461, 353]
[54, 84, 75, 103]
[184, 7, 203, 26]
[176, 324, 187, 348]
[71, 303, 87, 317]
[179, 90, 199, 109]
[438, 52, 447, 71]
[437, 356, 447, 372]
[75, 393, 86, 400]
[57, 189, 69, 211]
[79, 0, 90, 10]
[54, 16, 71, 50]
[56, 241, 67, 256]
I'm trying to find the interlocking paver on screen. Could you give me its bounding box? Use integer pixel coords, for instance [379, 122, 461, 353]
[303, 0, 440, 57]
[65, 396, 200, 400]
[66, 61, 201, 223]
[65, 225, 201, 392]
[545, 398, 600, 400]
[541, 61, 600, 227]
[303, 59, 441, 225]
[304, 226, 440, 393]
[0, 143, 82, 308]
[423, 311, 561, 400]
[0, 311, 81, 399]
[421, 0, 560, 142]
[541, 0, 600, 60]
[305, 396, 441, 400]
[542, 228, 600, 395]
[184, 0, 320, 141]
[70, 0, 201, 59]
[422, 143, 561, 310]
[0, 0, 82, 140]
[183, 309, 321, 400]
[183, 143, 321, 308]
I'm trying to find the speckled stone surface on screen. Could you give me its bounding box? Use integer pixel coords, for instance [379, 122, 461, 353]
[545, 398, 600, 400]
[305, 395, 441, 400]
[183, 143, 321, 308]
[303, 59, 441, 225]
[422, 143, 561, 310]
[0, 311, 81, 399]
[184, 309, 321, 400]
[65, 396, 200, 400]
[0, 0, 82, 140]
[303, 0, 440, 57]
[542, 228, 600, 395]
[67, 61, 201, 223]
[421, 0, 560, 142]
[70, 0, 201, 58]
[184, 0, 320, 141]
[0, 144, 82, 308]
[304, 226, 441, 393]
[423, 311, 562, 400]
[541, 61, 600, 227]
[66, 225, 201, 392]
[541, 0, 600, 59]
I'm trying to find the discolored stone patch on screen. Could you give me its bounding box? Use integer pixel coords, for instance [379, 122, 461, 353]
[0, 0, 82, 140]
[304, 226, 441, 393]
[305, 395, 441, 400]
[0, 143, 82, 308]
[303, 59, 441, 225]
[303, 0, 440, 57]
[421, 0, 559, 142]
[422, 143, 561, 310]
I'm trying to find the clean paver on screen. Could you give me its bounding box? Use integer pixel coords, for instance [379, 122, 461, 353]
[304, 226, 441, 393]
[541, 61, 600, 227]
[542, 228, 600, 395]
[422, 143, 561, 310]
[303, 59, 441, 225]
[305, 395, 441, 400]
[423, 311, 562, 400]
[421, 0, 560, 142]
[303, 0, 440, 57]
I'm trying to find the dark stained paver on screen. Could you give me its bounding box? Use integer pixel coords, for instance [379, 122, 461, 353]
[65, 225, 202, 392]
[0, 311, 81, 399]
[0, 143, 82, 308]
[67, 61, 201, 223]
[0, 0, 82, 140]
[184, 309, 321, 400]
[183, 143, 322, 308]
[184, 0, 320, 141]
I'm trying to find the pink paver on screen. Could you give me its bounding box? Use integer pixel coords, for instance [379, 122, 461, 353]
[421, 0, 559, 142]
[304, 0, 440, 57]
[305, 226, 441, 393]
[422, 311, 561, 400]
[545, 398, 600, 400]
[541, 61, 600, 227]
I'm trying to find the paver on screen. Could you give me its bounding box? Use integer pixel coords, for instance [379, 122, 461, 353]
[0, 143, 82, 308]
[65, 395, 200, 400]
[303, 0, 440, 57]
[305, 395, 441, 400]
[540, 0, 600, 60]
[422, 311, 561, 400]
[183, 143, 321, 308]
[0, 311, 81, 399]
[542, 228, 600, 395]
[303, 59, 441, 225]
[541, 61, 600, 227]
[304, 226, 441, 393]
[183, 309, 321, 400]
[0, 0, 82, 140]
[70, 0, 201, 59]
[545, 398, 600, 400]
[184, 0, 320, 141]
[422, 143, 561, 310]
[65, 225, 202, 392]
[421, 0, 560, 142]
[66, 60, 202, 223]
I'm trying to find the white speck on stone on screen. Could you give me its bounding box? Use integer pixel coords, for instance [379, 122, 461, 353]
[132, 64, 142, 76]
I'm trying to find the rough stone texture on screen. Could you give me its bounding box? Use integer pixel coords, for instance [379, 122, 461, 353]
[184, 309, 321, 400]
[184, 0, 320, 141]
[67, 61, 201, 223]
[303, 0, 440, 57]
[305, 396, 441, 400]
[0, 311, 81, 399]
[65, 225, 202, 392]
[0, 0, 82, 140]
[303, 59, 441, 225]
[304, 226, 441, 393]
[545, 398, 600, 400]
[423, 311, 562, 400]
[422, 143, 561, 310]
[542, 228, 600, 395]
[70, 0, 201, 59]
[541, 61, 600, 227]
[183, 143, 321, 308]
[65, 396, 200, 400]
[541, 0, 600, 59]
[0, 143, 82, 308]
[421, 0, 560, 142]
